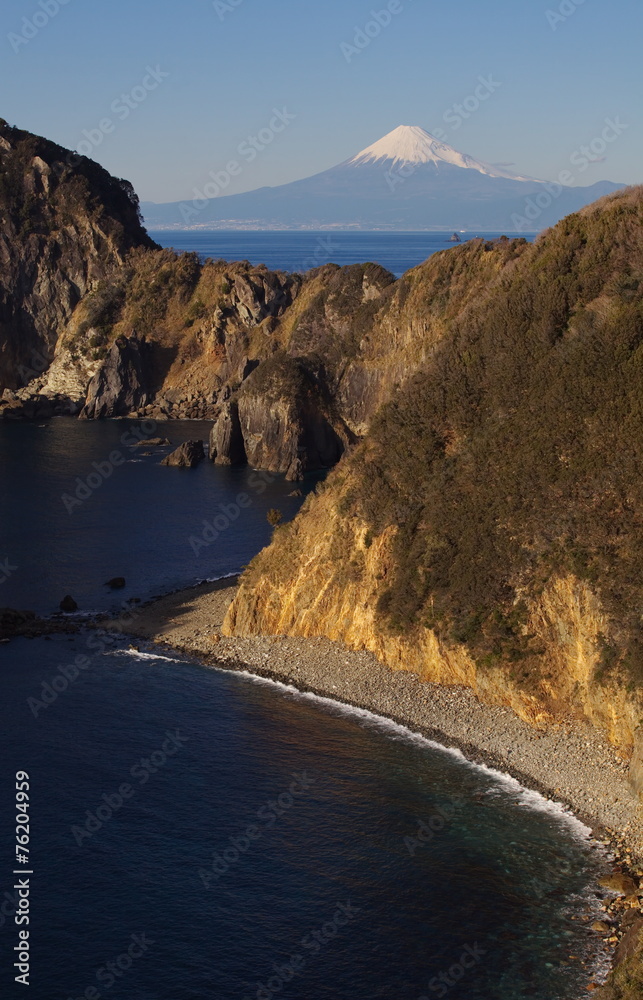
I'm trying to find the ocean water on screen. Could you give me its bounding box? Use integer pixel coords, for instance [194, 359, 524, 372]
[0, 419, 320, 616]
[0, 420, 608, 999]
[0, 634, 608, 1000]
[148, 230, 536, 278]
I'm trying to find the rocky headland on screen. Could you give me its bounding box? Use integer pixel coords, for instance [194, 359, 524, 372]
[4, 120, 643, 996]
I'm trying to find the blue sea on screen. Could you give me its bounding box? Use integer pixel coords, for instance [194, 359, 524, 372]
[148, 230, 537, 278]
[0, 391, 606, 1000]
[0, 420, 320, 617]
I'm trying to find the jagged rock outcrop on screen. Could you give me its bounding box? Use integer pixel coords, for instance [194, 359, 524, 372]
[0, 119, 155, 391]
[80, 336, 149, 419]
[60, 253, 303, 422]
[0, 127, 464, 477]
[0, 390, 79, 420]
[55, 253, 404, 473]
[210, 401, 246, 466]
[161, 440, 205, 468]
[226, 188, 643, 785]
[234, 356, 347, 480]
[229, 269, 296, 326]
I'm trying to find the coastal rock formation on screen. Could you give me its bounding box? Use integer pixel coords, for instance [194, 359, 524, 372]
[80, 335, 149, 418]
[161, 440, 205, 468]
[225, 187, 643, 787]
[80, 337, 148, 420]
[234, 356, 346, 479]
[209, 401, 246, 466]
[0, 119, 154, 391]
[1, 122, 486, 478]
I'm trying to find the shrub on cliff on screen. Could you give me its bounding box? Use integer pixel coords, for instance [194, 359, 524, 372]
[347, 187, 643, 674]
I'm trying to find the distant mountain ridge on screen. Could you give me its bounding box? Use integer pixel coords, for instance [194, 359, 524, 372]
[141, 125, 623, 232]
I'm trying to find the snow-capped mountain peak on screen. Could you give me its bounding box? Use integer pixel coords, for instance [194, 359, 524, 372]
[347, 125, 535, 181]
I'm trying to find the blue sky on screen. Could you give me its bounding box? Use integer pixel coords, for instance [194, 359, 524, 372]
[1, 0, 640, 202]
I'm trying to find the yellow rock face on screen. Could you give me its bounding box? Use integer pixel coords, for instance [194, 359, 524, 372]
[225, 478, 643, 759]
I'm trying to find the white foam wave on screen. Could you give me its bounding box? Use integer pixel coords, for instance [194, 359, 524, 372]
[107, 649, 183, 663]
[204, 572, 239, 583]
[225, 668, 594, 843]
[59, 610, 102, 619]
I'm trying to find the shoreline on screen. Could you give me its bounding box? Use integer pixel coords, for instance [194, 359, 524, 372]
[118, 578, 643, 850]
[6, 589, 643, 988]
[85, 576, 643, 989]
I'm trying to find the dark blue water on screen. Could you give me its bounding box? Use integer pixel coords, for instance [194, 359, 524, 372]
[0, 420, 319, 616]
[0, 420, 608, 999]
[148, 231, 536, 278]
[0, 635, 607, 1000]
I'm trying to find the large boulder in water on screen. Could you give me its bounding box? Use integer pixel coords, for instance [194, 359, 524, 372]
[161, 440, 205, 468]
[210, 401, 246, 466]
[59, 595, 78, 612]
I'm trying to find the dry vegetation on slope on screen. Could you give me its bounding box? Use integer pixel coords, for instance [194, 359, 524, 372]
[227, 187, 643, 761]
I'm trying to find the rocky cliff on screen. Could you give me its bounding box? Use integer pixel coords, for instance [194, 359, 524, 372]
[0, 119, 154, 393]
[226, 186, 643, 791]
[0, 120, 535, 480]
[80, 335, 150, 418]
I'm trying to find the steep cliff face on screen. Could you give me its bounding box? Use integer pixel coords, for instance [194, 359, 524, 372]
[226, 187, 643, 784]
[0, 119, 155, 390]
[80, 335, 149, 418]
[202, 249, 524, 473]
[210, 401, 246, 466]
[234, 355, 346, 479]
[0, 121, 531, 479]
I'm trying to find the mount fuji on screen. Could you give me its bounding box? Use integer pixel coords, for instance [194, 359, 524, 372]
[142, 125, 623, 232]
